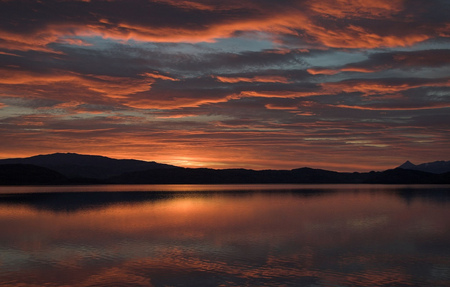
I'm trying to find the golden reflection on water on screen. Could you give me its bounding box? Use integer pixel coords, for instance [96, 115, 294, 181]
[0, 187, 449, 286]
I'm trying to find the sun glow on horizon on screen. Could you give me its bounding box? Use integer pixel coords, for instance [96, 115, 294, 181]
[0, 0, 448, 172]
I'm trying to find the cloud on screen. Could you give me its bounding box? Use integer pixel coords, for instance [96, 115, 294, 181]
[309, 49, 450, 75]
[307, 68, 340, 75]
[0, 68, 154, 102]
[307, 0, 405, 19]
[321, 78, 450, 96]
[1, 0, 448, 52]
[264, 104, 298, 110]
[0, 0, 449, 171]
[141, 72, 179, 81]
[334, 103, 450, 111]
[214, 75, 290, 84]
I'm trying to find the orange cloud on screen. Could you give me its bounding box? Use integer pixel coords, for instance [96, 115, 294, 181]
[238, 91, 316, 99]
[307, 68, 339, 75]
[439, 23, 450, 37]
[339, 67, 375, 73]
[0, 0, 440, 52]
[123, 95, 233, 110]
[0, 68, 75, 85]
[151, 0, 216, 11]
[51, 101, 84, 109]
[73, 17, 296, 44]
[0, 25, 85, 53]
[264, 104, 297, 110]
[334, 103, 450, 111]
[321, 79, 450, 96]
[142, 72, 179, 81]
[55, 37, 93, 46]
[154, 113, 197, 119]
[0, 51, 21, 57]
[308, 0, 405, 19]
[1, 120, 447, 172]
[0, 68, 154, 101]
[1, 0, 449, 173]
[214, 75, 290, 84]
[305, 24, 430, 49]
[81, 75, 155, 99]
[308, 67, 376, 75]
[116, 88, 316, 110]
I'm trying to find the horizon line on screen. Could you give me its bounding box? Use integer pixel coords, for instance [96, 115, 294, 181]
[1, 151, 446, 173]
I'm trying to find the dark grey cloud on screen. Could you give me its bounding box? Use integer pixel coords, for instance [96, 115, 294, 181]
[0, 0, 449, 170]
[342, 49, 450, 71]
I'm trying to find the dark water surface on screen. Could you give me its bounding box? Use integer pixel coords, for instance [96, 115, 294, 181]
[0, 184, 449, 286]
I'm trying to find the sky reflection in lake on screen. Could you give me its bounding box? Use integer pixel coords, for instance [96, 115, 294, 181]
[0, 185, 449, 286]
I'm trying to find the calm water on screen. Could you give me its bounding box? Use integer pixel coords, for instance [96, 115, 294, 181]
[0, 184, 449, 287]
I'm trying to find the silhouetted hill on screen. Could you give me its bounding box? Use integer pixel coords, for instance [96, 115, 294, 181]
[435, 172, 450, 184]
[110, 167, 258, 184]
[0, 154, 449, 185]
[0, 153, 175, 179]
[397, 160, 450, 174]
[363, 168, 443, 184]
[0, 164, 67, 185]
[109, 167, 450, 184]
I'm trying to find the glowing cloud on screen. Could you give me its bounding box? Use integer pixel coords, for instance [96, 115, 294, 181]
[214, 75, 290, 84]
[0, 0, 449, 170]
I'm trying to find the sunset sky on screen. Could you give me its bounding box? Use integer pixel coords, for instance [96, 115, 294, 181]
[0, 0, 449, 171]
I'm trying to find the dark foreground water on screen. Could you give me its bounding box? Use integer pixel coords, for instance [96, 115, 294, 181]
[0, 184, 449, 287]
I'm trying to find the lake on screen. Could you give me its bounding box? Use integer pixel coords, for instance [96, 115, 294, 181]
[0, 184, 449, 286]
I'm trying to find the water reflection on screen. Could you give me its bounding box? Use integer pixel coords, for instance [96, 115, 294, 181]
[1, 184, 449, 212]
[0, 185, 449, 286]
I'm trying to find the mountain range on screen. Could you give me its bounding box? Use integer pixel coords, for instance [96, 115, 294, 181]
[0, 153, 174, 179]
[397, 160, 450, 174]
[0, 153, 449, 185]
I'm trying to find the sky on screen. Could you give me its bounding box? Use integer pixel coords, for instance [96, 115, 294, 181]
[0, 0, 449, 171]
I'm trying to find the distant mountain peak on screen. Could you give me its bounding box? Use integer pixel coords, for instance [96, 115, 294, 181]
[399, 160, 416, 169]
[0, 153, 175, 179]
[397, 160, 450, 174]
